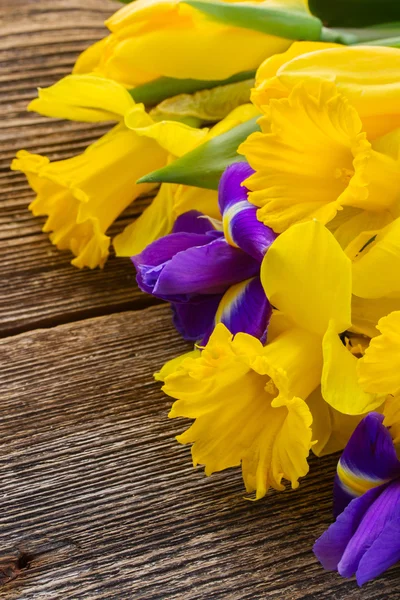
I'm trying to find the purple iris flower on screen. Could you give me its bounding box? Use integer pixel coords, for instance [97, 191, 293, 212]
[132, 162, 277, 342]
[314, 412, 400, 586]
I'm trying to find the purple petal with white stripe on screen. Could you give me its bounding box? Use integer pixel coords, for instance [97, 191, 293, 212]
[153, 237, 259, 299]
[218, 162, 255, 213]
[171, 295, 222, 342]
[202, 276, 271, 344]
[314, 413, 400, 586]
[334, 412, 400, 517]
[223, 200, 277, 262]
[219, 163, 277, 261]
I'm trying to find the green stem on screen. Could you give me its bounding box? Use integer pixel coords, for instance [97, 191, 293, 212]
[321, 25, 400, 45]
[357, 35, 400, 46]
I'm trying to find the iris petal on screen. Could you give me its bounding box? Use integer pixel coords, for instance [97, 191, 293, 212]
[211, 276, 271, 343]
[132, 231, 214, 296]
[172, 210, 217, 235]
[334, 412, 400, 516]
[356, 507, 400, 586]
[313, 485, 384, 572]
[172, 295, 222, 342]
[218, 162, 255, 213]
[339, 480, 400, 582]
[155, 237, 260, 298]
[219, 163, 276, 261]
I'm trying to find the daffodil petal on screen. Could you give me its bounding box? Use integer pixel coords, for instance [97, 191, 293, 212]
[334, 210, 393, 257]
[276, 46, 400, 139]
[128, 119, 209, 157]
[206, 103, 260, 139]
[261, 220, 352, 336]
[73, 37, 109, 75]
[351, 295, 400, 339]
[383, 395, 400, 444]
[173, 185, 220, 220]
[307, 386, 363, 457]
[321, 321, 384, 415]
[154, 349, 201, 382]
[357, 311, 400, 395]
[251, 41, 339, 109]
[28, 74, 135, 122]
[102, 2, 292, 84]
[352, 217, 400, 299]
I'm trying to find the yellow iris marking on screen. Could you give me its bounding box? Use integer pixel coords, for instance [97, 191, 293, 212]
[337, 462, 388, 496]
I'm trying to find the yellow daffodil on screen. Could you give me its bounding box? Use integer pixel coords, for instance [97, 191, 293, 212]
[239, 44, 400, 241]
[251, 43, 400, 140]
[157, 220, 388, 498]
[240, 79, 400, 234]
[73, 0, 298, 86]
[383, 395, 400, 444]
[250, 41, 339, 107]
[14, 74, 237, 266]
[11, 117, 166, 268]
[158, 322, 315, 500]
[23, 74, 263, 262]
[13, 96, 210, 269]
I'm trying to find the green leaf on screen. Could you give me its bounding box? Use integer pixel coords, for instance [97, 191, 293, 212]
[137, 116, 260, 190]
[182, 0, 322, 41]
[150, 79, 254, 125]
[129, 70, 256, 107]
[321, 22, 400, 44]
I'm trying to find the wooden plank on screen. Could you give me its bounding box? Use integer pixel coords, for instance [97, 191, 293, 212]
[0, 304, 399, 599]
[0, 0, 159, 336]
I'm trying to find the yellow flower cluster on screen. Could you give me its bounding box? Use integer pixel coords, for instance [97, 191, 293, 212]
[158, 42, 400, 499]
[11, 76, 239, 267]
[12, 0, 301, 268]
[12, 0, 400, 501]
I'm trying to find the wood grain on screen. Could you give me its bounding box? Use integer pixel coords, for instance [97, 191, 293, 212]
[0, 0, 159, 336]
[0, 305, 399, 599]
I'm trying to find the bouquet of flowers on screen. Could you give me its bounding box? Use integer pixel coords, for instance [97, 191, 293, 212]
[13, 0, 400, 586]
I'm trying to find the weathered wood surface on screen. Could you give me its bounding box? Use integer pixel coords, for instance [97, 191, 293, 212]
[0, 0, 158, 337]
[0, 306, 399, 600]
[1, 1, 400, 598]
